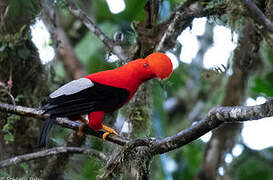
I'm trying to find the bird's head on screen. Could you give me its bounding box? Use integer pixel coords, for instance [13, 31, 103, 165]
[145, 52, 173, 80]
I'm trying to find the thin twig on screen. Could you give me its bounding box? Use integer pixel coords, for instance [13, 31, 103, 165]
[0, 5, 9, 31]
[241, 0, 273, 34]
[65, 0, 128, 61]
[0, 101, 129, 146]
[0, 81, 15, 106]
[156, 0, 198, 51]
[0, 146, 108, 168]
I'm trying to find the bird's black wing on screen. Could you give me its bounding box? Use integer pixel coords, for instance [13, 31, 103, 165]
[44, 78, 130, 117]
[39, 78, 129, 147]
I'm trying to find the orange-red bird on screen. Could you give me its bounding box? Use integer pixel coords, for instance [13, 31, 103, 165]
[39, 52, 173, 147]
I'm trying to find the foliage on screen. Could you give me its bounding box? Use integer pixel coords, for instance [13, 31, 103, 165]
[20, 163, 30, 175]
[8, 0, 40, 19]
[1, 0, 273, 179]
[64, 156, 103, 180]
[69, 0, 273, 179]
[251, 48, 273, 97]
[0, 25, 31, 61]
[2, 114, 20, 144]
[229, 147, 273, 180]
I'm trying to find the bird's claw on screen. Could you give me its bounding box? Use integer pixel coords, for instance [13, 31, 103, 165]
[102, 124, 118, 141]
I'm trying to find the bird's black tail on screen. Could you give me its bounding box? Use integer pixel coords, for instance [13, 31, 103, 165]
[38, 116, 55, 148]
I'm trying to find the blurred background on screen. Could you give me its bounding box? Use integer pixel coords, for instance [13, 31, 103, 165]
[0, 0, 273, 179]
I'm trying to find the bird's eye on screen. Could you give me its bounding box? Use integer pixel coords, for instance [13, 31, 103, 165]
[144, 63, 149, 68]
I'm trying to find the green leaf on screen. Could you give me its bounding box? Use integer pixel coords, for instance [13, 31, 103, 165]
[19, 25, 26, 35]
[2, 124, 12, 132]
[251, 78, 273, 97]
[20, 162, 29, 174]
[82, 156, 102, 179]
[7, 114, 21, 122]
[15, 94, 24, 102]
[4, 133, 14, 143]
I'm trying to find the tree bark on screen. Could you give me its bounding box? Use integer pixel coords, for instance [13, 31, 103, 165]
[0, 0, 49, 176]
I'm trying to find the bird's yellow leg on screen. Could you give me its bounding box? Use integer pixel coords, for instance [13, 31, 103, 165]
[77, 117, 88, 137]
[102, 124, 118, 140]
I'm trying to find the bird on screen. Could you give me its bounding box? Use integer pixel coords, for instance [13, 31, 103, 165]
[38, 52, 173, 147]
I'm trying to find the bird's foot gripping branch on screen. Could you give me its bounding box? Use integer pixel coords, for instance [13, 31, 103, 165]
[38, 52, 173, 147]
[0, 99, 273, 169]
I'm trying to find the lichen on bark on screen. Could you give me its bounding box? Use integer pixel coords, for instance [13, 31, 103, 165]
[125, 82, 153, 138]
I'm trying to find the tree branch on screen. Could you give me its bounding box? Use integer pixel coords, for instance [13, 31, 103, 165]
[0, 146, 107, 168]
[1, 99, 273, 155]
[99, 139, 152, 180]
[65, 0, 128, 61]
[41, 5, 89, 179]
[150, 99, 273, 154]
[42, 5, 87, 79]
[0, 102, 128, 146]
[98, 99, 273, 179]
[197, 20, 262, 180]
[241, 0, 273, 34]
[156, 1, 226, 51]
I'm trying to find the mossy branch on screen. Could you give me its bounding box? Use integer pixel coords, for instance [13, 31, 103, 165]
[0, 99, 273, 169]
[0, 101, 129, 146]
[0, 147, 108, 168]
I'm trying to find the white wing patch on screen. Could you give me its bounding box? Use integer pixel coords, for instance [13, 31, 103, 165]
[50, 78, 94, 98]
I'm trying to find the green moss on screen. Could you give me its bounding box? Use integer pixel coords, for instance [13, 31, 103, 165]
[125, 82, 153, 138]
[203, 0, 245, 33]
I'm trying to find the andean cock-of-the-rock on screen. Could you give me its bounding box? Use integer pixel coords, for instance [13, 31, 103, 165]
[38, 52, 173, 147]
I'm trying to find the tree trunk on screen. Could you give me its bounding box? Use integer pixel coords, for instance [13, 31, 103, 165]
[0, 0, 49, 176]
